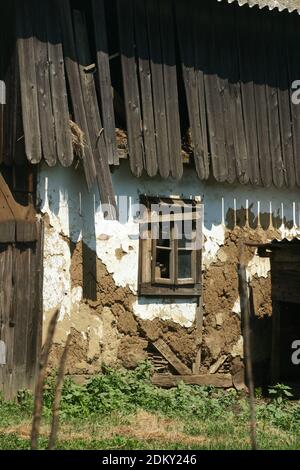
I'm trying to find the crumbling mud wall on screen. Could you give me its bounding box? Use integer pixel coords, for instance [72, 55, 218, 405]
[38, 162, 300, 386]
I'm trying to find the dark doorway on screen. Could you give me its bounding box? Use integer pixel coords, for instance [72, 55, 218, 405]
[279, 302, 300, 383]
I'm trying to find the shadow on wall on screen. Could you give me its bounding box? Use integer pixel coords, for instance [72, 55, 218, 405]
[38, 161, 300, 301]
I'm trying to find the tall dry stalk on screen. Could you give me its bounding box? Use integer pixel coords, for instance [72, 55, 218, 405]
[31, 309, 59, 450]
[47, 333, 72, 450]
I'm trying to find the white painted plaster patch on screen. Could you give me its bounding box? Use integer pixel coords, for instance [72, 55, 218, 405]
[38, 161, 300, 327]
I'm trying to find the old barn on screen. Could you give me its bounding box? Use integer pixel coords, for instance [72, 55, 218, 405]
[1, 0, 300, 398]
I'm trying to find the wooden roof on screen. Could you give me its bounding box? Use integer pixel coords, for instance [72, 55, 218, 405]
[3, 0, 300, 192]
[219, 0, 300, 13]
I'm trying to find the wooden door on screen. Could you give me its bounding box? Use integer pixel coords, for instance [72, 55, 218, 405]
[0, 225, 43, 399]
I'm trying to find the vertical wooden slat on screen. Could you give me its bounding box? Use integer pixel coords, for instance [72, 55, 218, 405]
[16, 0, 42, 164]
[175, 0, 209, 180]
[220, 3, 249, 184]
[3, 48, 19, 166]
[73, 10, 116, 213]
[45, 0, 73, 167]
[159, 0, 182, 180]
[33, 0, 57, 167]
[92, 0, 118, 166]
[57, 0, 96, 190]
[1, 245, 14, 399]
[134, 0, 158, 177]
[193, 0, 210, 181]
[264, 12, 285, 188]
[236, 6, 260, 185]
[12, 245, 30, 392]
[252, 12, 272, 188]
[287, 13, 300, 187]
[213, 3, 237, 184]
[145, 0, 170, 178]
[276, 13, 295, 188]
[202, 2, 228, 182]
[117, 0, 144, 177]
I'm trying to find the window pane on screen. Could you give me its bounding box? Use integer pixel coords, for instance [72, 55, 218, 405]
[178, 251, 192, 279]
[157, 223, 171, 247]
[155, 248, 171, 279]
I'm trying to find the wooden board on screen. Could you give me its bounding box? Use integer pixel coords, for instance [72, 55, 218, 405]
[153, 338, 192, 376]
[236, 6, 260, 185]
[264, 13, 284, 188]
[117, 0, 144, 177]
[201, 2, 228, 183]
[16, 0, 42, 164]
[152, 373, 233, 388]
[145, 0, 170, 178]
[134, 0, 158, 177]
[46, 0, 73, 167]
[57, 0, 96, 190]
[252, 13, 272, 188]
[159, 0, 182, 180]
[276, 13, 295, 188]
[175, 0, 209, 180]
[33, 0, 57, 167]
[73, 10, 116, 214]
[92, 0, 118, 166]
[286, 13, 300, 187]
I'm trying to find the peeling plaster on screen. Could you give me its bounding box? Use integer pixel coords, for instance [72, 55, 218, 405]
[38, 162, 300, 331]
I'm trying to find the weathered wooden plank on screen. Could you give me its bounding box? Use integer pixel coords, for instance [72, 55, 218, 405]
[236, 6, 260, 185]
[45, 0, 73, 167]
[276, 13, 295, 188]
[152, 373, 233, 388]
[12, 245, 30, 392]
[264, 12, 285, 188]
[32, 0, 57, 167]
[213, 3, 237, 184]
[159, 0, 182, 180]
[73, 10, 116, 214]
[175, 0, 209, 180]
[16, 0, 42, 164]
[92, 0, 118, 166]
[57, 0, 96, 189]
[117, 0, 144, 177]
[0, 245, 14, 399]
[252, 12, 272, 188]
[153, 339, 192, 376]
[2, 47, 19, 166]
[219, 3, 249, 184]
[287, 13, 300, 187]
[145, 0, 170, 178]
[134, 0, 158, 177]
[202, 3, 228, 183]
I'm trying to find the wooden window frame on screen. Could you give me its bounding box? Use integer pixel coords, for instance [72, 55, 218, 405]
[138, 196, 202, 297]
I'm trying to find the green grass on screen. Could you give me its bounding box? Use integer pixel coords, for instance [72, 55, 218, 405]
[1, 364, 300, 450]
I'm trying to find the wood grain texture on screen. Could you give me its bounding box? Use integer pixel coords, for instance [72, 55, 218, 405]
[73, 10, 116, 214]
[57, 0, 96, 189]
[145, 0, 170, 178]
[92, 0, 118, 166]
[117, 0, 144, 177]
[16, 0, 42, 164]
[159, 0, 182, 180]
[46, 0, 73, 167]
[134, 0, 158, 177]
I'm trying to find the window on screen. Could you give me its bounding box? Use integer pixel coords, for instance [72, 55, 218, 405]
[138, 196, 202, 296]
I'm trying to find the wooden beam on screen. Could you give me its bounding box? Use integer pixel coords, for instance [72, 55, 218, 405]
[152, 373, 233, 388]
[153, 339, 191, 376]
